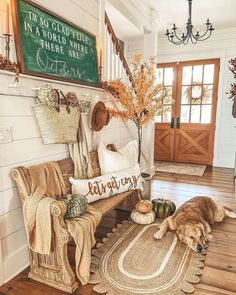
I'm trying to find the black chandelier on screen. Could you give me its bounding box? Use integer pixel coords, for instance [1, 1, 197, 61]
[165, 0, 214, 45]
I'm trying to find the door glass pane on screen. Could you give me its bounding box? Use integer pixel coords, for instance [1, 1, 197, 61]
[181, 86, 190, 104]
[155, 115, 162, 123]
[156, 62, 216, 126]
[201, 105, 212, 123]
[181, 105, 190, 123]
[164, 67, 173, 86]
[182, 66, 192, 85]
[193, 65, 203, 83]
[191, 105, 201, 123]
[156, 68, 163, 84]
[203, 64, 214, 84]
[191, 86, 202, 104]
[191, 97, 201, 105]
[163, 111, 171, 123]
[155, 67, 174, 123]
[163, 97, 172, 105]
[202, 85, 213, 104]
[165, 86, 172, 96]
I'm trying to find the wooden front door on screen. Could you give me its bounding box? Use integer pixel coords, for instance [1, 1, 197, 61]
[155, 64, 177, 161]
[154, 59, 220, 165]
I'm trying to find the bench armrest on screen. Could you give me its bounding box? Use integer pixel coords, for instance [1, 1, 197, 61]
[51, 201, 67, 217]
[51, 201, 71, 245]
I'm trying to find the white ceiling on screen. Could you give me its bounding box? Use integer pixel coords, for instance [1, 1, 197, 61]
[106, 0, 236, 41]
[105, 2, 143, 40]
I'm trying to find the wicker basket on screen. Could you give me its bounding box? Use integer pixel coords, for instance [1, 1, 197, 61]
[33, 103, 80, 144]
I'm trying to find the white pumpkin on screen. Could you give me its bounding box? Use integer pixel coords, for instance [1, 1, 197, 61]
[131, 210, 155, 225]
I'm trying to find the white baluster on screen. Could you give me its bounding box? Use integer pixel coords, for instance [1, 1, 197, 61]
[105, 27, 110, 81]
[112, 44, 117, 80]
[109, 39, 113, 81]
[117, 54, 121, 79]
[104, 18, 133, 84]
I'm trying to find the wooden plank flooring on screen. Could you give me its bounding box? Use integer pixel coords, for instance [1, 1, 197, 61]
[0, 166, 235, 295]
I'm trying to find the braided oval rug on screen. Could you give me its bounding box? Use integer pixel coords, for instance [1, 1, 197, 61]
[89, 221, 206, 295]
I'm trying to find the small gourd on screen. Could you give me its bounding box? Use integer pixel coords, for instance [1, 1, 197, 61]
[61, 194, 88, 219]
[131, 210, 155, 225]
[135, 200, 153, 213]
[152, 198, 176, 219]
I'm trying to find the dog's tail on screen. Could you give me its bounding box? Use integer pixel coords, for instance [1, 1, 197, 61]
[223, 205, 236, 218]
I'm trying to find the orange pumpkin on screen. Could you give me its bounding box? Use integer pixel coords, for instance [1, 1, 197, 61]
[135, 200, 153, 213]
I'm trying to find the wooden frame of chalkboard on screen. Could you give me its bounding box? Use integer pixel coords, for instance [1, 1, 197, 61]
[12, 0, 100, 87]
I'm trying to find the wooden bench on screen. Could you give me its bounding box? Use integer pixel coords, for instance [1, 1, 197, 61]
[11, 146, 140, 293]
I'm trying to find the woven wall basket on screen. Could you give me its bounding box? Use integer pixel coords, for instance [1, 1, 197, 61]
[33, 103, 80, 144]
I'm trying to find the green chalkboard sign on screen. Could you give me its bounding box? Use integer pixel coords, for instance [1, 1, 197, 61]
[12, 0, 99, 86]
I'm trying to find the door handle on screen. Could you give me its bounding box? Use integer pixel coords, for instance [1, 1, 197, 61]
[170, 117, 175, 129]
[176, 117, 180, 129]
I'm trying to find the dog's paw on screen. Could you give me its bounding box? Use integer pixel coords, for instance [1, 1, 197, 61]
[153, 231, 163, 240]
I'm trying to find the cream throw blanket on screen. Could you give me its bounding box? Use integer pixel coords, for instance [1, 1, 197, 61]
[23, 161, 67, 255]
[23, 161, 102, 285]
[23, 194, 55, 255]
[66, 206, 102, 285]
[69, 115, 94, 178]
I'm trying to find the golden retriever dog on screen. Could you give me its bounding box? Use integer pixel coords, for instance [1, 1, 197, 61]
[153, 196, 236, 253]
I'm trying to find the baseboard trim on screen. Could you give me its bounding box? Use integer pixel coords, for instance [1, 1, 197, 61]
[3, 244, 29, 283]
[213, 159, 234, 169]
[234, 152, 236, 178]
[0, 243, 4, 286]
[5, 262, 30, 283]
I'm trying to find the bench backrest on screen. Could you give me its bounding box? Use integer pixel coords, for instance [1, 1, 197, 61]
[56, 150, 101, 194]
[11, 145, 116, 203]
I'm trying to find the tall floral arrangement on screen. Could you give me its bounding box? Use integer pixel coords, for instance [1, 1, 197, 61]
[102, 54, 172, 164]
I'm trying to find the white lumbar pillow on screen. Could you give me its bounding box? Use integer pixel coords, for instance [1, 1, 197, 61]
[98, 140, 138, 174]
[69, 164, 143, 203]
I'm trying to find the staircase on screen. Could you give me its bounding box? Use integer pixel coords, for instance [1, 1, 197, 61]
[103, 13, 154, 176]
[103, 12, 134, 86]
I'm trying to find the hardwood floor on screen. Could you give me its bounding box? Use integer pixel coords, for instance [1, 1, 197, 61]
[0, 166, 235, 295]
[153, 166, 236, 295]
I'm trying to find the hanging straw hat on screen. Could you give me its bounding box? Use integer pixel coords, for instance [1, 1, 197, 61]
[91, 101, 110, 131]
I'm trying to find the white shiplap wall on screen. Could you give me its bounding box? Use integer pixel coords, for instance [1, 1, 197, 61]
[0, 0, 133, 284]
[127, 28, 236, 168]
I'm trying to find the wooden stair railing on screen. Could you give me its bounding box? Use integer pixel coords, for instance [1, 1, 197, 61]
[104, 12, 135, 87]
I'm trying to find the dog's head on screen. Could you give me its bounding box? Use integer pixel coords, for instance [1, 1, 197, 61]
[176, 223, 207, 253]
